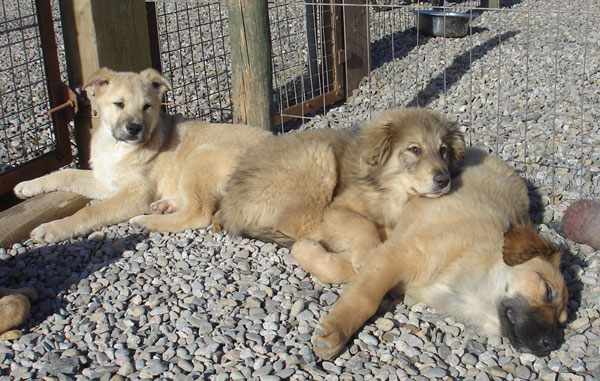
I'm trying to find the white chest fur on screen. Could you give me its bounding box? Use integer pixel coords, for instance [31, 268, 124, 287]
[89, 126, 138, 192]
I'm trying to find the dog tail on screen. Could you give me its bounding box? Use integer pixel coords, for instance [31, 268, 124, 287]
[241, 227, 296, 248]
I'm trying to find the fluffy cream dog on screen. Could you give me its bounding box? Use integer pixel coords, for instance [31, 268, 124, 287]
[215, 108, 466, 281]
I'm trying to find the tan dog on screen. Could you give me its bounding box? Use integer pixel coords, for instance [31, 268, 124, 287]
[311, 148, 568, 360]
[0, 287, 37, 340]
[215, 107, 465, 281]
[14, 68, 269, 243]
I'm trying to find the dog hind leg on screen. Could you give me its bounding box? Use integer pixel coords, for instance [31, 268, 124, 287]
[291, 238, 357, 284]
[131, 152, 224, 232]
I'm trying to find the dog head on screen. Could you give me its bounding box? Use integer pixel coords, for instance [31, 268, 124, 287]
[84, 67, 172, 145]
[359, 107, 465, 197]
[499, 223, 568, 357]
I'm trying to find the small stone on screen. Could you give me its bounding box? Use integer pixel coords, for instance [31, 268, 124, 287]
[487, 366, 507, 378]
[358, 332, 378, 346]
[424, 367, 447, 378]
[375, 318, 394, 332]
[51, 358, 80, 375]
[462, 353, 478, 366]
[515, 365, 531, 379]
[290, 300, 304, 318]
[296, 309, 313, 321]
[177, 359, 193, 372]
[322, 361, 341, 374]
[538, 367, 557, 381]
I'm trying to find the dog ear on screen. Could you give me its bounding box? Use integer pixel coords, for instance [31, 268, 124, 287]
[83, 67, 116, 97]
[360, 120, 394, 166]
[140, 68, 173, 96]
[503, 222, 561, 267]
[444, 122, 466, 164]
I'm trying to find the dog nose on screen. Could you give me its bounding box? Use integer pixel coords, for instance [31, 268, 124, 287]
[126, 123, 142, 136]
[538, 335, 556, 352]
[434, 173, 450, 188]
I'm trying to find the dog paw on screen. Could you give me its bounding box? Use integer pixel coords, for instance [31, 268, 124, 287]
[30, 222, 69, 243]
[129, 215, 146, 230]
[291, 238, 323, 261]
[13, 180, 42, 199]
[0, 329, 22, 341]
[150, 198, 178, 214]
[311, 321, 346, 360]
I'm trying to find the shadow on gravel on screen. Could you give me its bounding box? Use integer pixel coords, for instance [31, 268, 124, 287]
[0, 233, 145, 330]
[407, 30, 519, 107]
[370, 22, 490, 72]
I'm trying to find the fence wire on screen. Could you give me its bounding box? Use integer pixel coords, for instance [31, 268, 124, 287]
[0, 0, 55, 173]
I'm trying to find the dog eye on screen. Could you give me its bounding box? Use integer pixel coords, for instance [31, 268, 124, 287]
[409, 146, 421, 155]
[143, 104, 151, 111]
[545, 282, 553, 302]
[114, 102, 124, 109]
[439, 145, 447, 157]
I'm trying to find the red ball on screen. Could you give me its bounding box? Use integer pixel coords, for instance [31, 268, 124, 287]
[562, 199, 600, 249]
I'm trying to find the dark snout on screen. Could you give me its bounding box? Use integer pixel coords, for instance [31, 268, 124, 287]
[126, 122, 143, 137]
[498, 297, 560, 357]
[433, 172, 450, 189]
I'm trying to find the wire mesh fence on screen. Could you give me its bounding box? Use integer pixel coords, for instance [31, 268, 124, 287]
[0, 0, 54, 173]
[356, 0, 600, 213]
[0, 0, 597, 211]
[152, 1, 233, 123]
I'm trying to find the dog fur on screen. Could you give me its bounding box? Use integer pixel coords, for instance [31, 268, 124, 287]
[214, 107, 465, 281]
[0, 287, 37, 340]
[310, 148, 568, 360]
[14, 67, 269, 243]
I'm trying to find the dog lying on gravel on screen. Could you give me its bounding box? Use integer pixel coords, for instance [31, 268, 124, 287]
[14, 67, 270, 243]
[215, 107, 465, 282]
[0, 287, 37, 340]
[310, 148, 568, 360]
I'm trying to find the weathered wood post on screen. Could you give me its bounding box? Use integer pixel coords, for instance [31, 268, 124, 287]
[59, 0, 153, 167]
[228, 0, 273, 131]
[342, 0, 370, 96]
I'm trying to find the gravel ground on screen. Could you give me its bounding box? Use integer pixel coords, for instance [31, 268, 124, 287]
[1, 0, 600, 380]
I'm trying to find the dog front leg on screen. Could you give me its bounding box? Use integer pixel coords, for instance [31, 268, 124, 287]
[30, 190, 152, 243]
[311, 250, 399, 360]
[14, 169, 113, 200]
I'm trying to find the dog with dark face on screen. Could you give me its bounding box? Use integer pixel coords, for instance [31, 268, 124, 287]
[310, 148, 568, 360]
[214, 108, 465, 280]
[14, 68, 269, 242]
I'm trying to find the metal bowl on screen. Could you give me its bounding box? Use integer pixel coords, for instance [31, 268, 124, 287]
[413, 10, 473, 38]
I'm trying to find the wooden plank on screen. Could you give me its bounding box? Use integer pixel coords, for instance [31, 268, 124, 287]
[228, 0, 273, 131]
[58, 0, 153, 167]
[342, 0, 370, 95]
[0, 192, 90, 248]
[274, 89, 345, 126]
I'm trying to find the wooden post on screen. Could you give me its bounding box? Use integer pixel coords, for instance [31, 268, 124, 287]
[58, 0, 153, 167]
[0, 192, 90, 248]
[342, 0, 370, 96]
[228, 0, 273, 131]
